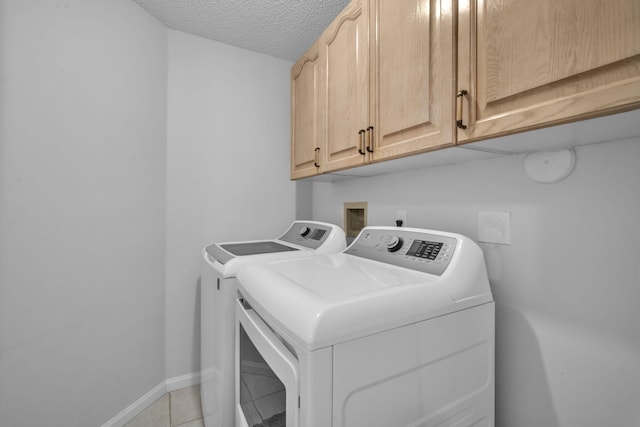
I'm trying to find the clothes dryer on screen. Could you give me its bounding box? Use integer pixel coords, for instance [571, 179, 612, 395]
[200, 221, 345, 427]
[236, 226, 494, 427]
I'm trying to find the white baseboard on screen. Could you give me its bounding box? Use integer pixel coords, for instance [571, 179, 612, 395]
[165, 371, 202, 393]
[101, 372, 201, 427]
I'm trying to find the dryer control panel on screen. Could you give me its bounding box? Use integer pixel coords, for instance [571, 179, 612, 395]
[345, 227, 458, 276]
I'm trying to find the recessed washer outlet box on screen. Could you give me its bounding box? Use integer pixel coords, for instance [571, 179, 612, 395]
[344, 202, 368, 238]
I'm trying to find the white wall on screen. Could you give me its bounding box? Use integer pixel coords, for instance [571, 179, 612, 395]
[165, 30, 295, 379]
[310, 125, 640, 427]
[0, 1, 167, 426]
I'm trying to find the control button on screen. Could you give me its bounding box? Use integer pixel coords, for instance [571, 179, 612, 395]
[299, 226, 311, 237]
[386, 236, 404, 252]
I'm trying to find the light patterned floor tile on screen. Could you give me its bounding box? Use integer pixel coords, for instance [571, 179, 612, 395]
[124, 394, 170, 427]
[170, 385, 203, 427]
[253, 390, 285, 422]
[175, 417, 205, 427]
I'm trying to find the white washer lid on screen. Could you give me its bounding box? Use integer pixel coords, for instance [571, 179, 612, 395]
[204, 239, 315, 278]
[203, 221, 347, 278]
[238, 245, 492, 351]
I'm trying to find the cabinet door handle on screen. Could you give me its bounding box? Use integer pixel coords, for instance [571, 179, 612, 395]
[314, 147, 320, 167]
[456, 90, 468, 129]
[366, 126, 374, 152]
[358, 129, 366, 155]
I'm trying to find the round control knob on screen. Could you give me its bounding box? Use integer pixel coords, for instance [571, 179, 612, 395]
[299, 226, 311, 237]
[386, 236, 404, 252]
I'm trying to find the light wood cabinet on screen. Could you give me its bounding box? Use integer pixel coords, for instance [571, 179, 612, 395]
[320, 0, 371, 172]
[297, 0, 455, 177]
[456, 0, 640, 142]
[290, 42, 322, 179]
[291, 0, 640, 179]
[372, 0, 455, 161]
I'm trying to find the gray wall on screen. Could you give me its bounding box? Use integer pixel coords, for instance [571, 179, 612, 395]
[310, 129, 640, 427]
[0, 0, 167, 425]
[165, 29, 295, 380]
[0, 2, 297, 424]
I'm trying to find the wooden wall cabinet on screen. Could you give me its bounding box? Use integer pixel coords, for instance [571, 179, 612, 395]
[456, 0, 640, 142]
[291, 0, 640, 179]
[291, 41, 322, 179]
[320, 0, 371, 173]
[291, 0, 455, 178]
[371, 0, 455, 163]
[320, 0, 456, 173]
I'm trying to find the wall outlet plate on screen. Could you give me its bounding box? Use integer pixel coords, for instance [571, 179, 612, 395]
[478, 211, 511, 245]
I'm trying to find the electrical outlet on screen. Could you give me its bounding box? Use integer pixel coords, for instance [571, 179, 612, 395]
[478, 211, 511, 245]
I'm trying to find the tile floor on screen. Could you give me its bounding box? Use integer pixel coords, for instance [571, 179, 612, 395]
[239, 366, 286, 426]
[125, 375, 285, 427]
[124, 385, 204, 427]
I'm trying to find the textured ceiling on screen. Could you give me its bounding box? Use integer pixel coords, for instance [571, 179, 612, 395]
[131, 0, 351, 61]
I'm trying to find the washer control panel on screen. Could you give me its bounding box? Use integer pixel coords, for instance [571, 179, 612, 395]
[345, 227, 458, 276]
[279, 221, 333, 250]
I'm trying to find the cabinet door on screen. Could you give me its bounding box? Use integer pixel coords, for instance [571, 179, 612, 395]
[320, 0, 371, 172]
[291, 42, 322, 179]
[371, 0, 455, 161]
[458, 0, 640, 143]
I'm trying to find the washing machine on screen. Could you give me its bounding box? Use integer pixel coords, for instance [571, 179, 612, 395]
[236, 226, 495, 427]
[200, 220, 346, 427]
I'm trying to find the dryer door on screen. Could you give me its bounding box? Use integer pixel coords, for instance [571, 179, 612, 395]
[236, 300, 299, 427]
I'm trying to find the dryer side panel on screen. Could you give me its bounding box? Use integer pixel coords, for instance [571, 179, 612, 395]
[332, 303, 495, 427]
